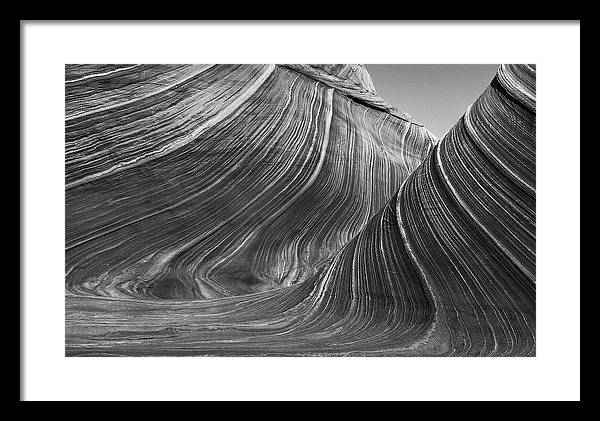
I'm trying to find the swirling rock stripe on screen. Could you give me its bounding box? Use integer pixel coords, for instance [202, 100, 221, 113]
[66, 64, 436, 303]
[66, 196, 435, 356]
[66, 64, 535, 356]
[396, 64, 536, 356]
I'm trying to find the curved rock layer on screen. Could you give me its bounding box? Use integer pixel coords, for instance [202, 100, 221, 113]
[66, 64, 436, 301]
[65, 64, 535, 356]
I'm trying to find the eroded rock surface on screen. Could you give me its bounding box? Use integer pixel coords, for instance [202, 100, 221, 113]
[65, 64, 535, 356]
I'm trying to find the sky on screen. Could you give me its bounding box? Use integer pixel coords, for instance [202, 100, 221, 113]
[365, 64, 500, 139]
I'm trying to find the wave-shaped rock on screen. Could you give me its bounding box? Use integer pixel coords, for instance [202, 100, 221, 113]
[65, 64, 535, 356]
[65, 64, 436, 300]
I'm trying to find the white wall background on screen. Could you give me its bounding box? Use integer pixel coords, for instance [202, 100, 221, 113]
[22, 21, 580, 401]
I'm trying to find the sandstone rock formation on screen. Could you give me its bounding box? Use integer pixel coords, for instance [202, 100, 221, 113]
[65, 64, 535, 356]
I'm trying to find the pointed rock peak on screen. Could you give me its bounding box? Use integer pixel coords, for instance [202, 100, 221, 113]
[280, 64, 423, 127]
[306, 64, 378, 95]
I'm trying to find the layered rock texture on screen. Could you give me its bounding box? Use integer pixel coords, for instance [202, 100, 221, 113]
[65, 63, 535, 356]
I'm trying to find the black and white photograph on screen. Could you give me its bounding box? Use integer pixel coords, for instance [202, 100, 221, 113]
[21, 21, 580, 401]
[64, 63, 536, 357]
